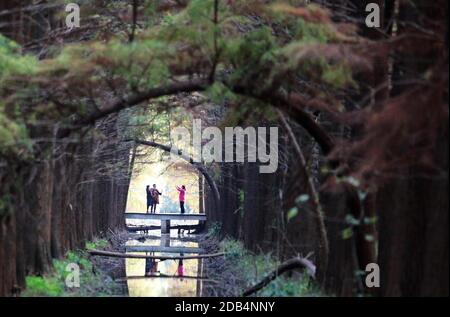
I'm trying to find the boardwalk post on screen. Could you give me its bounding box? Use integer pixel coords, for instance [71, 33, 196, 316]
[161, 234, 170, 247]
[161, 219, 170, 234]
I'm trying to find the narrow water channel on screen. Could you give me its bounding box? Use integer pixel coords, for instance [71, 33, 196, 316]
[125, 148, 204, 296]
[124, 220, 204, 297]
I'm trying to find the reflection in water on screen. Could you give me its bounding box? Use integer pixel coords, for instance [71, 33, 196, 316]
[145, 257, 158, 275]
[125, 233, 203, 297]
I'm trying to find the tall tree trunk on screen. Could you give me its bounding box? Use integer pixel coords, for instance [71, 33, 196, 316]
[377, 0, 449, 296]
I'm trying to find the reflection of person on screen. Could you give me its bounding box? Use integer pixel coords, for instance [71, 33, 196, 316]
[177, 254, 184, 278]
[146, 185, 154, 213]
[150, 184, 162, 213]
[152, 261, 158, 274]
[145, 257, 156, 276]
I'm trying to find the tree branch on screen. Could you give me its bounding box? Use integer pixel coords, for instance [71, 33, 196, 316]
[228, 85, 335, 155]
[129, 0, 138, 43]
[57, 79, 208, 139]
[277, 110, 329, 281]
[242, 256, 316, 297]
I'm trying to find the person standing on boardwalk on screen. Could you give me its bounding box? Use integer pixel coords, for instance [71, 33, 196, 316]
[146, 185, 154, 213]
[176, 185, 186, 214]
[150, 184, 162, 213]
[176, 185, 186, 236]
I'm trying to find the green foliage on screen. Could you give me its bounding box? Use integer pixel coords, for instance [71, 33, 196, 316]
[222, 238, 247, 258]
[0, 0, 363, 174]
[224, 26, 278, 90]
[0, 104, 32, 160]
[293, 19, 330, 43]
[85, 239, 109, 250]
[0, 34, 37, 82]
[206, 82, 238, 105]
[287, 207, 299, 221]
[0, 36, 35, 160]
[341, 227, 354, 240]
[322, 63, 355, 89]
[238, 189, 245, 206]
[234, 189, 245, 218]
[207, 222, 222, 237]
[22, 238, 119, 297]
[22, 276, 64, 297]
[258, 275, 323, 297]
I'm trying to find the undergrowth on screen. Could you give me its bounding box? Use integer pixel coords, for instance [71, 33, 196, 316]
[221, 238, 324, 297]
[21, 238, 121, 297]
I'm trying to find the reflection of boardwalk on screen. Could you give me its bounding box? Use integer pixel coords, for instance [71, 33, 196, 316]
[129, 234, 199, 243]
[126, 245, 204, 254]
[125, 234, 204, 255]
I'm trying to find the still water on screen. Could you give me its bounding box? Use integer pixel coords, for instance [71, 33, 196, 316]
[125, 219, 204, 297]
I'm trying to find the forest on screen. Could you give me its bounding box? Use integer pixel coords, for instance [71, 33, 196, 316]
[0, 0, 448, 298]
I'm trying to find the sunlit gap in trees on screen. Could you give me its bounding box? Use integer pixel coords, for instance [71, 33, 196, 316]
[124, 132, 202, 296]
[126, 148, 200, 215]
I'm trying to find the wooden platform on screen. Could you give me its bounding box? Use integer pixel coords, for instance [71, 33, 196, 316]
[125, 213, 206, 221]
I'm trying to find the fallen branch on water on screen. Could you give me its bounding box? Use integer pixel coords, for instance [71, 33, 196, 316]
[242, 256, 316, 297]
[88, 249, 226, 260]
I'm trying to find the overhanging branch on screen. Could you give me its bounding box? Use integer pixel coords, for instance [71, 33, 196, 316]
[57, 79, 208, 139]
[229, 85, 335, 155]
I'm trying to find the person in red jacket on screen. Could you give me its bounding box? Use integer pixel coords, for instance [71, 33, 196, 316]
[176, 185, 186, 214]
[176, 185, 186, 236]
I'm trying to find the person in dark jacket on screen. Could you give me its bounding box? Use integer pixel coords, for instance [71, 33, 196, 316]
[146, 185, 154, 213]
[150, 184, 162, 213]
